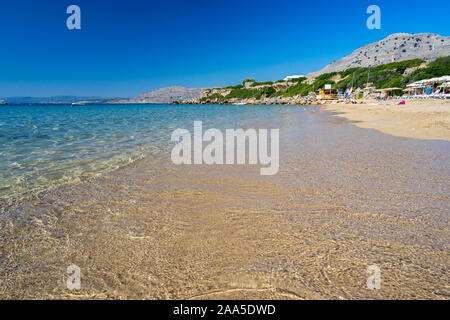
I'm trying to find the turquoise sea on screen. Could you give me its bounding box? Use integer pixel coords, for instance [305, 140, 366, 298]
[0, 104, 291, 204]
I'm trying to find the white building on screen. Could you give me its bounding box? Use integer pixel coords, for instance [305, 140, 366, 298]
[283, 75, 306, 81]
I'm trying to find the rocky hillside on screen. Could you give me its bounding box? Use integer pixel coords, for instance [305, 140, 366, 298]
[183, 55, 450, 105]
[309, 33, 450, 77]
[113, 86, 204, 104]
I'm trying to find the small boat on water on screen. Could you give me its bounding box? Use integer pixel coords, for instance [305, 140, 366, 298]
[71, 102, 85, 107]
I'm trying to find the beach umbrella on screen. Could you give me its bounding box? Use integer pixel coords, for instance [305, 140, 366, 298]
[403, 87, 421, 91]
[417, 76, 450, 83]
[380, 87, 403, 91]
[436, 75, 450, 82]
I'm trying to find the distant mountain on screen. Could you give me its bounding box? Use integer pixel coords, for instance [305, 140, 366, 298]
[112, 86, 204, 104]
[2, 96, 107, 104]
[2, 87, 204, 105]
[309, 33, 450, 77]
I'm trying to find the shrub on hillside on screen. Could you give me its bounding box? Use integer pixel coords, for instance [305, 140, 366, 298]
[402, 56, 450, 84]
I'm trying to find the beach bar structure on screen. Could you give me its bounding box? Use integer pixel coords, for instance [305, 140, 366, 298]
[317, 87, 339, 100]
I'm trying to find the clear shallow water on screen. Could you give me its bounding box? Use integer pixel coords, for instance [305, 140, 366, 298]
[1, 103, 449, 298]
[0, 104, 292, 203]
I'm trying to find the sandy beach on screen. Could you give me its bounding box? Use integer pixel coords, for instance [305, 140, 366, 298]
[1, 107, 448, 300]
[323, 99, 450, 141]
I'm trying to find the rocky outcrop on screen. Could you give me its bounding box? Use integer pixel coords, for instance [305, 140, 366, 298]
[309, 33, 450, 77]
[183, 92, 325, 106]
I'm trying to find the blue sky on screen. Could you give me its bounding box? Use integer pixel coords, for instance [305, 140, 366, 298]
[0, 0, 448, 98]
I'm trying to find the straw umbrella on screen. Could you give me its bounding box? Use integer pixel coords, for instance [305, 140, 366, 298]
[380, 88, 404, 97]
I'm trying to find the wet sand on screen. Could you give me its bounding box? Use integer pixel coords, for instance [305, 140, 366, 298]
[0, 108, 449, 299]
[323, 99, 450, 141]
